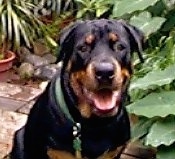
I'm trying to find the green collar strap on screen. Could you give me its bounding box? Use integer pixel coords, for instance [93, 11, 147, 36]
[55, 78, 74, 122]
[55, 78, 82, 158]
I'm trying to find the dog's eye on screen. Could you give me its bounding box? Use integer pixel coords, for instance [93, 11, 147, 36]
[115, 43, 125, 51]
[78, 45, 88, 52]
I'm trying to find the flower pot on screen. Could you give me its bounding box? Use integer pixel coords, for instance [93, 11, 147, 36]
[0, 51, 16, 72]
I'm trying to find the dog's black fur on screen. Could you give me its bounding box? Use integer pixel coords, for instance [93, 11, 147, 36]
[11, 19, 144, 159]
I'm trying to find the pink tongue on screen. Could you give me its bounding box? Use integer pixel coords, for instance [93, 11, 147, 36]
[93, 90, 117, 111]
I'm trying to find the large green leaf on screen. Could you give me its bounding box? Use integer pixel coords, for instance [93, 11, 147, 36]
[112, 0, 159, 17]
[127, 91, 175, 118]
[130, 64, 175, 91]
[146, 116, 175, 147]
[162, 11, 175, 31]
[163, 0, 175, 10]
[131, 117, 156, 140]
[157, 144, 175, 159]
[130, 11, 166, 37]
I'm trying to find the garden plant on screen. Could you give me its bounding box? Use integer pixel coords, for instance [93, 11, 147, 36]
[110, 0, 175, 158]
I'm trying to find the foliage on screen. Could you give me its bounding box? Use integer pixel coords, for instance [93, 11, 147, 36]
[75, 0, 112, 19]
[130, 11, 166, 38]
[0, 0, 75, 59]
[0, 0, 45, 57]
[112, 0, 159, 18]
[41, 12, 75, 55]
[107, 0, 175, 158]
[30, 0, 75, 16]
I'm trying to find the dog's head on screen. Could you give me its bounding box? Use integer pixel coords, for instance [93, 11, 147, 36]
[58, 19, 144, 118]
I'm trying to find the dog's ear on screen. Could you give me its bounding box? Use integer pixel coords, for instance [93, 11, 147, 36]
[59, 23, 76, 46]
[118, 20, 144, 63]
[57, 21, 82, 62]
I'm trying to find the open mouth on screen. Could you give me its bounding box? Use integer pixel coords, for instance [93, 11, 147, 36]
[83, 87, 121, 114]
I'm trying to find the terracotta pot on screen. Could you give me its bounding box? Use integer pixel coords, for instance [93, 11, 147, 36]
[0, 51, 16, 72]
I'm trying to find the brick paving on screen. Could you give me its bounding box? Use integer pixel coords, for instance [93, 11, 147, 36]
[0, 110, 27, 158]
[0, 82, 46, 158]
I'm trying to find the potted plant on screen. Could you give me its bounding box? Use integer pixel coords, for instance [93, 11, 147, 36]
[0, 48, 16, 72]
[0, 0, 45, 72]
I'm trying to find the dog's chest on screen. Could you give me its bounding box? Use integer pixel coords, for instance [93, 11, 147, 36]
[47, 118, 125, 159]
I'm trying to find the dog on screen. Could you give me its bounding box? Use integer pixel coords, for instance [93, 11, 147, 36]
[11, 19, 144, 159]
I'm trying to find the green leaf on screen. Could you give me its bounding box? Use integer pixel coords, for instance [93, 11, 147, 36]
[0, 0, 3, 6]
[11, 10, 20, 48]
[157, 144, 175, 159]
[19, 20, 31, 48]
[163, 0, 175, 10]
[0, 5, 5, 15]
[1, 12, 7, 41]
[15, 5, 32, 17]
[46, 36, 57, 47]
[96, 6, 109, 17]
[130, 64, 175, 91]
[131, 117, 156, 140]
[112, 0, 159, 17]
[146, 116, 175, 147]
[76, 8, 88, 18]
[127, 91, 175, 118]
[7, 0, 12, 40]
[75, 0, 88, 6]
[162, 11, 175, 32]
[130, 11, 166, 37]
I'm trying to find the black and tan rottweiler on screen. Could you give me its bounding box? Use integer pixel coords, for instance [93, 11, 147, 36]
[11, 19, 144, 159]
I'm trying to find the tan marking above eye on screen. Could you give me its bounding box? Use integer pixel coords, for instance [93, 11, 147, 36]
[109, 33, 118, 42]
[85, 34, 95, 44]
[121, 68, 130, 79]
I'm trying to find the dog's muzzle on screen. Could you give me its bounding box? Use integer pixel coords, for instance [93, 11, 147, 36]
[83, 60, 122, 115]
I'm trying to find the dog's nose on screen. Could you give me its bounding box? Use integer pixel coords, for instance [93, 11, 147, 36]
[95, 63, 114, 82]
